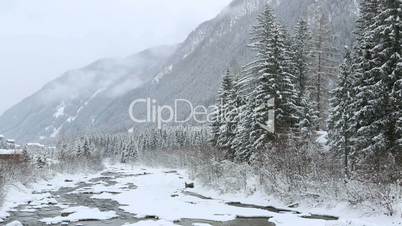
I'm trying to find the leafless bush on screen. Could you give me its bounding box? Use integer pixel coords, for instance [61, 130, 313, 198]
[0, 160, 34, 185]
[55, 148, 103, 174]
[139, 143, 401, 215]
[344, 181, 402, 216]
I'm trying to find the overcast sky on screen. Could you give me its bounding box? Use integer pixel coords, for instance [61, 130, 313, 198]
[0, 0, 232, 115]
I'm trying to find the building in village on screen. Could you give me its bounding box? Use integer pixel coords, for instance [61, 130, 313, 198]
[0, 136, 23, 163]
[0, 149, 24, 163]
[6, 139, 16, 149]
[0, 134, 5, 149]
[0, 135, 54, 163]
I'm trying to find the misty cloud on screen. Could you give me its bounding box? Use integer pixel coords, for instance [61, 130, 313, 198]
[0, 0, 232, 115]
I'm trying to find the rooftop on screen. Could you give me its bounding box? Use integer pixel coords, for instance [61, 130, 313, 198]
[0, 149, 23, 155]
[27, 143, 45, 148]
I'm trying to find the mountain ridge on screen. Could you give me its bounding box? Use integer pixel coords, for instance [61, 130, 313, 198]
[0, 0, 358, 143]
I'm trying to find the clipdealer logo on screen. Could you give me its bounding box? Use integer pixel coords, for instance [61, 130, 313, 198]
[129, 98, 220, 129]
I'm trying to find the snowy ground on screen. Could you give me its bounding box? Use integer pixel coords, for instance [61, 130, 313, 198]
[0, 164, 400, 226]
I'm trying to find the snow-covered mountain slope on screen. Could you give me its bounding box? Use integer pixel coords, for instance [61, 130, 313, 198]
[0, 46, 176, 142]
[92, 0, 358, 133]
[0, 0, 358, 142]
[90, 0, 269, 133]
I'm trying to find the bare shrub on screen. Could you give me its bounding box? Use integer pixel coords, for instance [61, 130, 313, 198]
[139, 142, 401, 214]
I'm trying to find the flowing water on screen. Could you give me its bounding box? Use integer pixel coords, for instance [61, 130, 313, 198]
[3, 168, 338, 226]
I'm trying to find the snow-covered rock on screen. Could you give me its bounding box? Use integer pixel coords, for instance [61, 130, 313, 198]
[5, 221, 23, 226]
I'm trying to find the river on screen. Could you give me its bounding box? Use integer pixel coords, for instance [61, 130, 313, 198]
[2, 165, 339, 226]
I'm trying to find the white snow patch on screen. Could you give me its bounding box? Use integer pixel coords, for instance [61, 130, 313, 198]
[26, 143, 45, 148]
[153, 65, 173, 83]
[122, 220, 180, 226]
[0, 182, 34, 222]
[50, 125, 62, 138]
[0, 149, 22, 155]
[53, 102, 65, 119]
[316, 131, 329, 150]
[65, 88, 104, 124]
[5, 221, 23, 226]
[66, 116, 76, 123]
[85, 88, 104, 106]
[0, 171, 106, 222]
[40, 206, 117, 224]
[49, 88, 105, 137]
[91, 167, 272, 222]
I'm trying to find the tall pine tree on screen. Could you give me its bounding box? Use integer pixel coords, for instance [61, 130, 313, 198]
[310, 10, 339, 130]
[352, 0, 402, 179]
[210, 70, 237, 158]
[292, 18, 319, 140]
[349, 0, 379, 169]
[247, 6, 299, 149]
[293, 18, 311, 97]
[328, 48, 354, 178]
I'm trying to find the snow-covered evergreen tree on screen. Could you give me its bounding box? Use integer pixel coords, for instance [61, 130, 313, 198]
[351, 0, 402, 176]
[248, 6, 299, 148]
[292, 18, 311, 97]
[216, 70, 236, 157]
[210, 90, 223, 147]
[234, 100, 257, 163]
[348, 0, 380, 168]
[310, 11, 339, 130]
[292, 18, 319, 140]
[82, 138, 91, 158]
[328, 48, 354, 177]
[226, 71, 257, 163]
[75, 139, 83, 158]
[247, 6, 276, 149]
[298, 92, 320, 142]
[225, 75, 242, 160]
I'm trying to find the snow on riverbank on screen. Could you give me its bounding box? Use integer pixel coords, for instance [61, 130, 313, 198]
[5, 220, 23, 226]
[0, 163, 401, 226]
[0, 171, 104, 223]
[92, 164, 401, 226]
[123, 220, 180, 226]
[40, 206, 117, 224]
[182, 170, 402, 226]
[91, 167, 272, 222]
